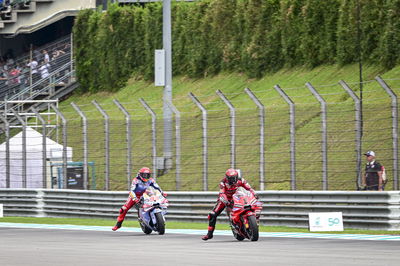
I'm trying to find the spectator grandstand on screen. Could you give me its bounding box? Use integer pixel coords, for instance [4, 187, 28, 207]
[0, 35, 74, 113]
[0, 0, 97, 130]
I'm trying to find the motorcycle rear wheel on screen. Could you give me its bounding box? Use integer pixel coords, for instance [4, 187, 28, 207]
[155, 212, 165, 235]
[247, 215, 259, 241]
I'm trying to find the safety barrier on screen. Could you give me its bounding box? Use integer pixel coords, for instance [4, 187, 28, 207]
[0, 189, 399, 230]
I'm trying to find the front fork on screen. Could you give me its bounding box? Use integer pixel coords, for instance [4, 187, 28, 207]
[242, 212, 254, 229]
[150, 208, 162, 224]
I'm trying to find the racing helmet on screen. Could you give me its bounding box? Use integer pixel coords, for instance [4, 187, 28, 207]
[138, 167, 151, 182]
[225, 168, 239, 185]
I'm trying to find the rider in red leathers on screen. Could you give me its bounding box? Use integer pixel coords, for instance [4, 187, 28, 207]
[202, 168, 258, 240]
[112, 167, 166, 231]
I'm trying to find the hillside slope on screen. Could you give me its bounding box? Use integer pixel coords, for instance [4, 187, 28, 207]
[58, 64, 400, 191]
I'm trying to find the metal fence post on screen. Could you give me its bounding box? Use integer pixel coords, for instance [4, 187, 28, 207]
[0, 114, 10, 188]
[306, 82, 328, 190]
[166, 100, 181, 191]
[339, 80, 362, 190]
[139, 98, 157, 174]
[30, 107, 47, 189]
[71, 102, 88, 190]
[274, 85, 296, 190]
[11, 110, 27, 188]
[188, 92, 208, 191]
[244, 88, 265, 190]
[375, 76, 399, 190]
[70, 33, 74, 80]
[92, 100, 110, 191]
[216, 90, 236, 168]
[113, 99, 132, 190]
[29, 44, 33, 86]
[51, 104, 68, 189]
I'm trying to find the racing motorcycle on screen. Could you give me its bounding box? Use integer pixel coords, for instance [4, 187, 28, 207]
[227, 187, 263, 241]
[138, 187, 169, 235]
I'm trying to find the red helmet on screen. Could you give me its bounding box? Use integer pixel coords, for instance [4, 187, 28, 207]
[225, 168, 239, 185]
[138, 167, 151, 182]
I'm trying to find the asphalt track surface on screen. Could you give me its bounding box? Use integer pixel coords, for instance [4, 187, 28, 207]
[1, 227, 399, 266]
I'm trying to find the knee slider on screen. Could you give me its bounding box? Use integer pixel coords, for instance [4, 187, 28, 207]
[208, 212, 217, 222]
[119, 207, 127, 214]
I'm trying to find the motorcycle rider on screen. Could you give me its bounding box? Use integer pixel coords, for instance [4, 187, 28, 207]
[202, 168, 258, 241]
[112, 167, 166, 231]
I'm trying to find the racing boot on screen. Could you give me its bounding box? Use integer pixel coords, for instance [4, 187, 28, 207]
[112, 206, 129, 231]
[112, 220, 123, 231]
[201, 226, 214, 241]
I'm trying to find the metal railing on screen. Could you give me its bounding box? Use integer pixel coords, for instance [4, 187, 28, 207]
[0, 189, 399, 230]
[0, 35, 72, 100]
[2, 61, 74, 105]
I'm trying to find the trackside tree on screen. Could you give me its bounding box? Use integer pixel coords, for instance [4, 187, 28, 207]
[73, 0, 400, 93]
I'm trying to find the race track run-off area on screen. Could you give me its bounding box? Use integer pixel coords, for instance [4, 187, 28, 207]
[0, 223, 399, 266]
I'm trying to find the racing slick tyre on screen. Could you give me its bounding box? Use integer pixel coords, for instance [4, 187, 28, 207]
[247, 215, 259, 241]
[232, 227, 245, 241]
[140, 221, 152, 234]
[155, 212, 165, 235]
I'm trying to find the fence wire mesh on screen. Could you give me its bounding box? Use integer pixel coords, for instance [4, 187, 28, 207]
[0, 78, 399, 191]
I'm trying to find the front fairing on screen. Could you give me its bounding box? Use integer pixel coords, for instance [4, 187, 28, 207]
[231, 189, 262, 216]
[229, 187, 263, 234]
[139, 187, 168, 230]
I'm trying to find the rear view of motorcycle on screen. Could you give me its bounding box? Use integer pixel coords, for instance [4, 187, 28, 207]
[138, 187, 169, 235]
[228, 187, 263, 241]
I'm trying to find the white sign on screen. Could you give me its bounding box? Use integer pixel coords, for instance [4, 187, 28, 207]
[308, 212, 344, 232]
[154, 49, 165, 86]
[0, 204, 3, 218]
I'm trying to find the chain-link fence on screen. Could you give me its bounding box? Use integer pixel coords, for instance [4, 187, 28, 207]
[0, 77, 399, 191]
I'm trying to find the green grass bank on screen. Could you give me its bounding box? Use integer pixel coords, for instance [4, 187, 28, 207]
[57, 64, 400, 191]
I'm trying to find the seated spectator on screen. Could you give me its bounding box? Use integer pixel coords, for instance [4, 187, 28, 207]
[27, 58, 39, 84]
[17, 64, 28, 89]
[11, 0, 30, 9]
[39, 60, 50, 79]
[33, 48, 41, 62]
[42, 49, 50, 64]
[51, 48, 66, 75]
[0, 68, 7, 87]
[0, 1, 11, 11]
[8, 66, 20, 85]
[52, 48, 65, 59]
[0, 1, 11, 20]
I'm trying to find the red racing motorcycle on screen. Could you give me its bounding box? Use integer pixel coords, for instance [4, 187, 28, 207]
[227, 187, 263, 241]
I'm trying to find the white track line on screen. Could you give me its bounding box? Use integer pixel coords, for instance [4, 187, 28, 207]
[0, 223, 399, 241]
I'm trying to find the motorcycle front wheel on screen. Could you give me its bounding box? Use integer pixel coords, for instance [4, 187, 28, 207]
[232, 227, 245, 241]
[155, 212, 165, 235]
[247, 215, 259, 241]
[139, 220, 152, 234]
[229, 221, 244, 241]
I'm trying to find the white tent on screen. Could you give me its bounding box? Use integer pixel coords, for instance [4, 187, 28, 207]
[0, 127, 72, 188]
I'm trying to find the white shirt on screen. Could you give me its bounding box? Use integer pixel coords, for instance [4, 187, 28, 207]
[27, 60, 38, 74]
[44, 53, 50, 64]
[39, 64, 49, 79]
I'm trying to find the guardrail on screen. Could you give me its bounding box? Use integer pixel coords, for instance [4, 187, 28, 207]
[0, 189, 399, 230]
